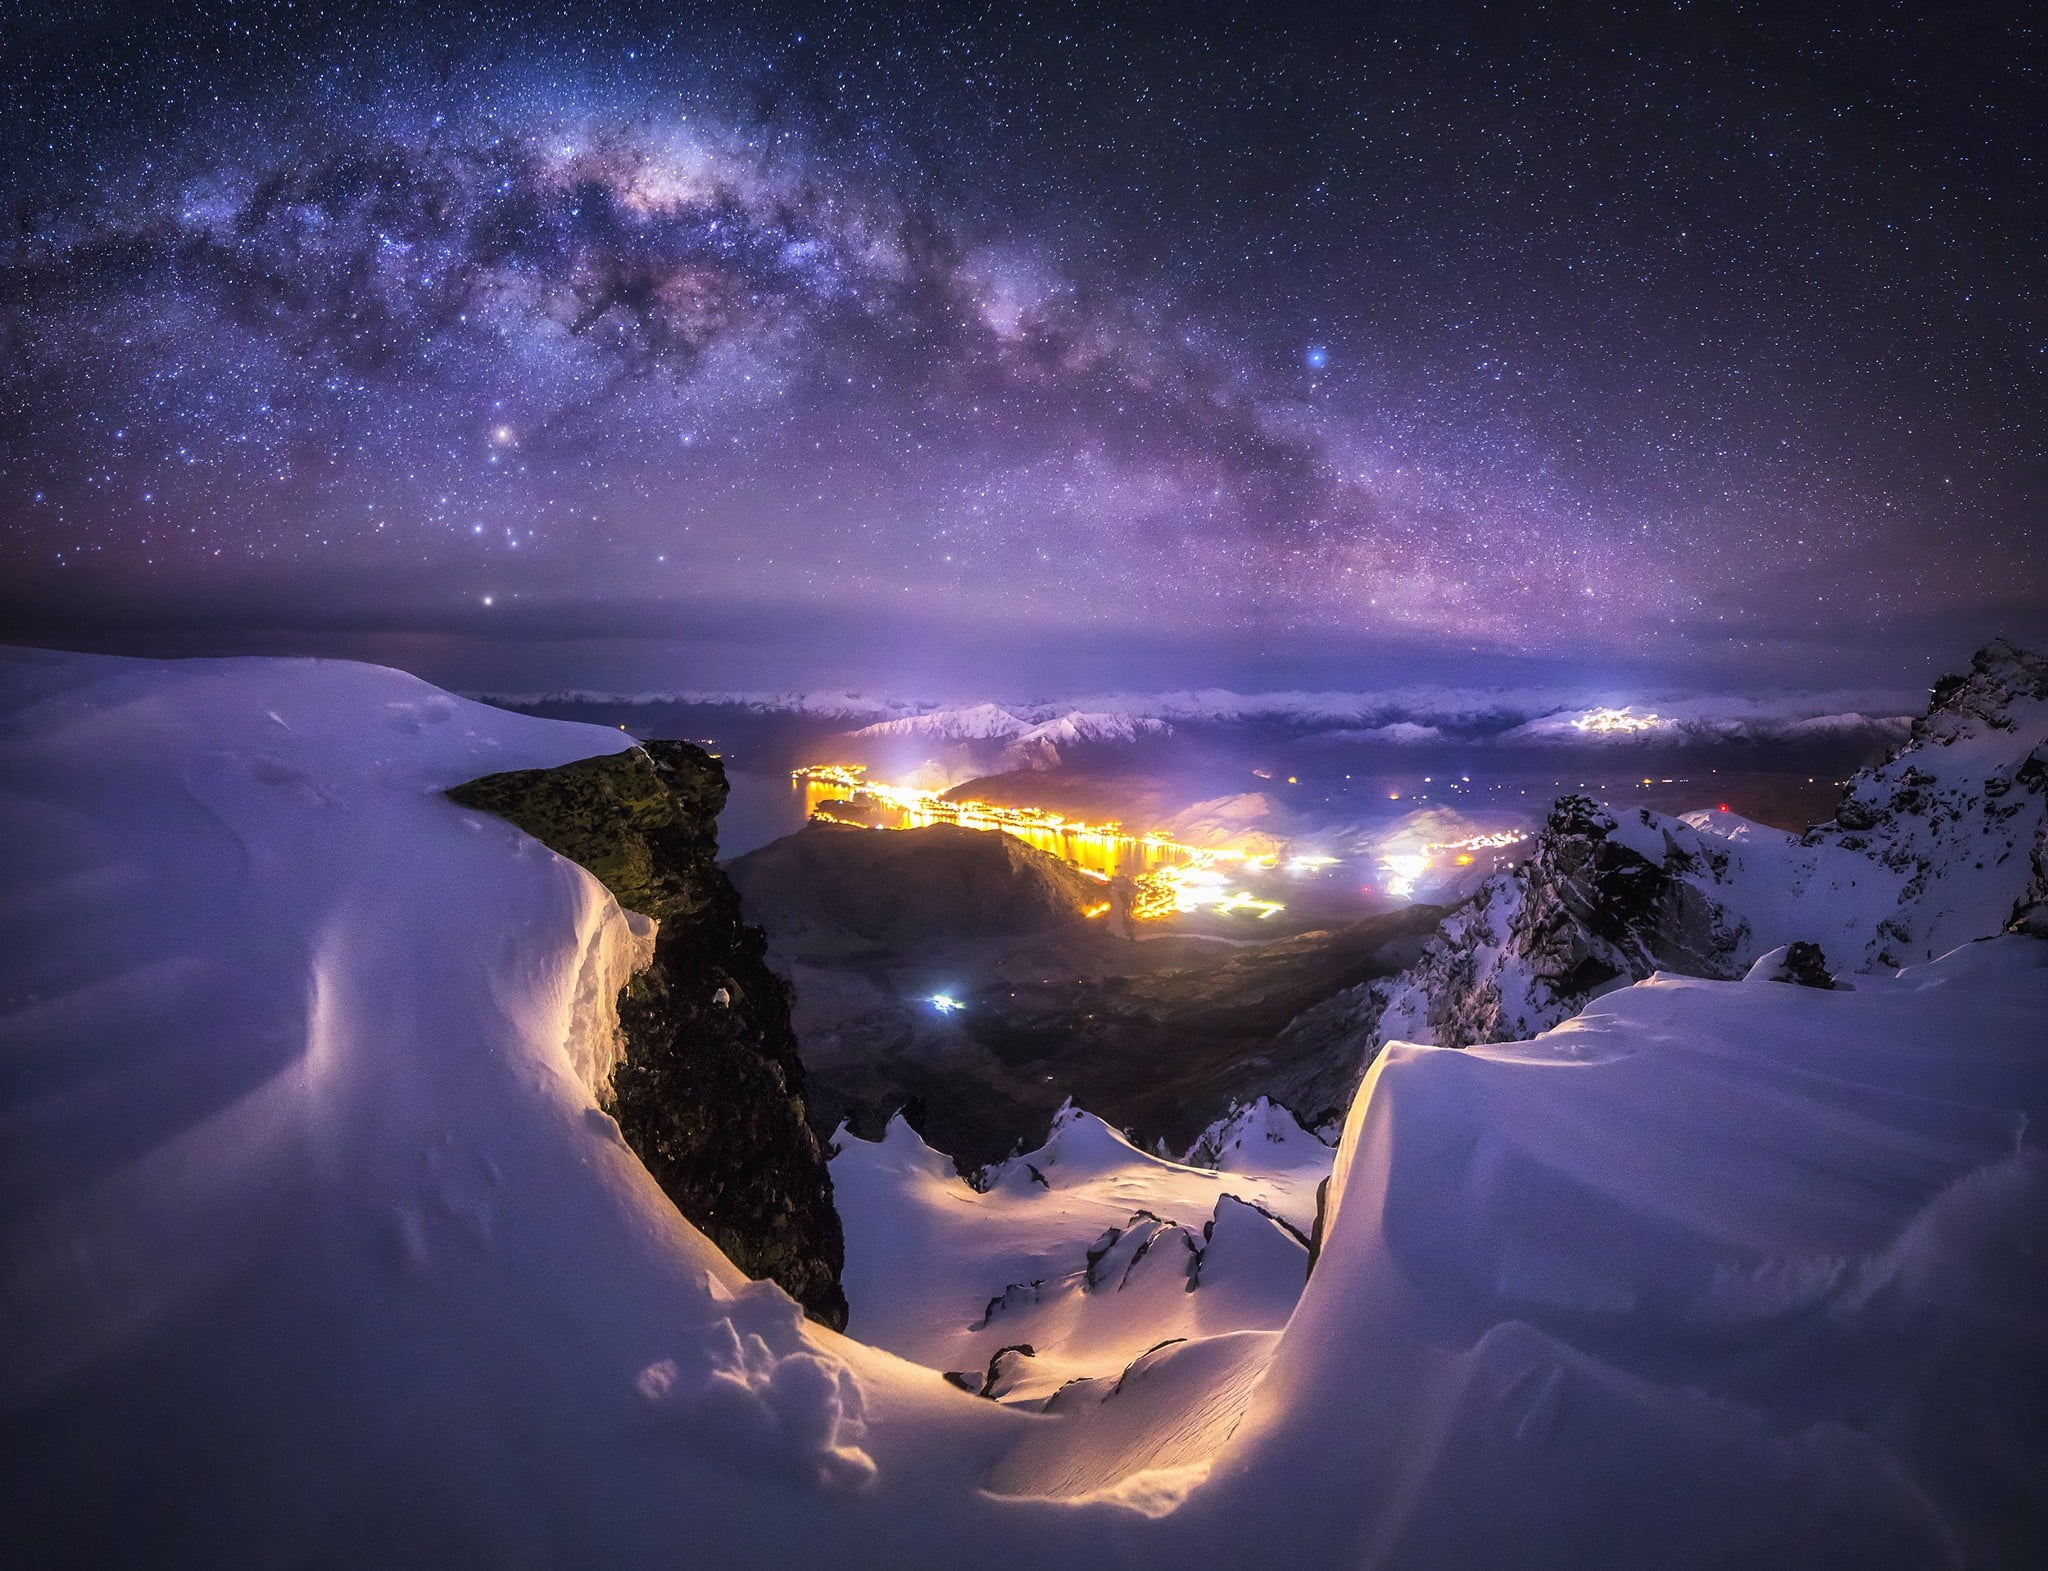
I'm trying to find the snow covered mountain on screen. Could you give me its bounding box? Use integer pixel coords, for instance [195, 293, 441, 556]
[849, 702, 1036, 742]
[1804, 636, 2048, 959]
[1497, 704, 1912, 747]
[835, 704, 1172, 775]
[1274, 640, 2048, 1111]
[997, 712, 1172, 771]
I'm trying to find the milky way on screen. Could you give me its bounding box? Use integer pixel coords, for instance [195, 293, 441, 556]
[4, 3, 2044, 693]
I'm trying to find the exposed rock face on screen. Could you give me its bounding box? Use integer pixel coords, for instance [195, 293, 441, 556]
[1767, 940, 1840, 989]
[448, 742, 848, 1328]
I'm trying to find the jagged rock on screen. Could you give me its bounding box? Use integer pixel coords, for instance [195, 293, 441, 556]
[1082, 1212, 1188, 1292]
[1268, 796, 1764, 1113]
[448, 743, 848, 1328]
[1768, 941, 1840, 989]
[1306, 1175, 1331, 1277]
[1804, 638, 2048, 964]
[940, 1342, 1040, 1400]
[980, 1344, 1040, 1399]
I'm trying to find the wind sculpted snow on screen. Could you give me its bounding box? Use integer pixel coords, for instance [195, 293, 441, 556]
[831, 1103, 1324, 1405]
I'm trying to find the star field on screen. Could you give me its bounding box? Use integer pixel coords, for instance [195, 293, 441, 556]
[3, 1, 2044, 692]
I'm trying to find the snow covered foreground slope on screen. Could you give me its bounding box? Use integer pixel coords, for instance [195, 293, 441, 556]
[4, 648, 2045, 1568]
[0, 651, 1124, 1566]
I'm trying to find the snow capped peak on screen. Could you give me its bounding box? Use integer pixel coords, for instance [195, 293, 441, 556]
[1804, 638, 2048, 963]
[994, 711, 1173, 771]
[976, 1101, 1199, 1193]
[1917, 635, 2048, 742]
[848, 702, 1033, 741]
[1282, 642, 2048, 1105]
[1013, 711, 1171, 747]
[1353, 720, 1444, 744]
[1183, 1097, 1332, 1172]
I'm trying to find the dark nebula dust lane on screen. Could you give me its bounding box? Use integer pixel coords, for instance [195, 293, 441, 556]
[4, 2, 2045, 694]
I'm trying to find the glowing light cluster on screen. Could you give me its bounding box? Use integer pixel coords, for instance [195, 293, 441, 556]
[1129, 864, 1283, 921]
[793, 764, 1285, 921]
[1376, 828, 1531, 898]
[1571, 706, 1665, 734]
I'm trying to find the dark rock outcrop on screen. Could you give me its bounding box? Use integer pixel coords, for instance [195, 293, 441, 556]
[1766, 940, 1840, 989]
[448, 742, 848, 1328]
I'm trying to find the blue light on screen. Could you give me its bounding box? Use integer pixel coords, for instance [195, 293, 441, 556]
[928, 992, 965, 1014]
[1305, 344, 1329, 371]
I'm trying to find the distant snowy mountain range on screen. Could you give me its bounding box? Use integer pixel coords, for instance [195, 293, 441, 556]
[848, 706, 1170, 749]
[476, 683, 1919, 747]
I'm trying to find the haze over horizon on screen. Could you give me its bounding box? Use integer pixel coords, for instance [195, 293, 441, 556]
[5, 2, 2044, 698]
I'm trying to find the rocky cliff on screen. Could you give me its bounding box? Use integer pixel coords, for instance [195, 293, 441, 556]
[448, 742, 848, 1327]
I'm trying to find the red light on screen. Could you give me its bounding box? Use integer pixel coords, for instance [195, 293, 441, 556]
[1718, 803, 1732, 813]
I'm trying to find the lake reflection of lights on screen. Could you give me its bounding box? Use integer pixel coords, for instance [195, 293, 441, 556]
[1129, 863, 1283, 920]
[1376, 828, 1529, 897]
[793, 764, 1286, 921]
[1379, 851, 1432, 899]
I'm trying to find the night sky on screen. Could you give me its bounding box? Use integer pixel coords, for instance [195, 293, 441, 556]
[4, 2, 2044, 697]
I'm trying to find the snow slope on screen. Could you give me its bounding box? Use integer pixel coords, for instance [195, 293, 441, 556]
[0, 650, 1129, 1567]
[1195, 936, 2048, 1568]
